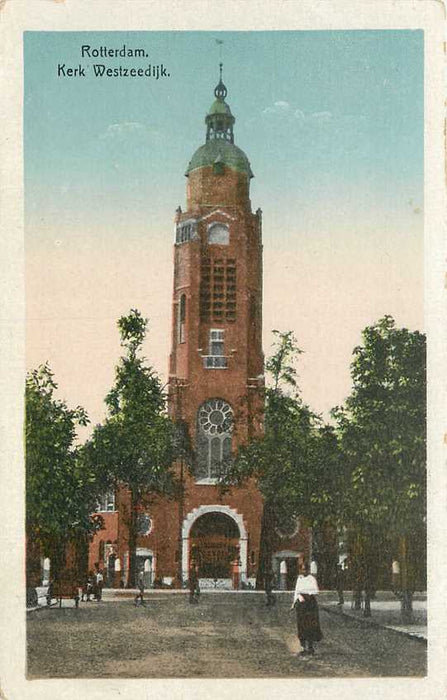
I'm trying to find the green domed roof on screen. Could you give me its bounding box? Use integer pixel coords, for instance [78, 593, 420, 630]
[185, 139, 253, 178]
[207, 98, 233, 117]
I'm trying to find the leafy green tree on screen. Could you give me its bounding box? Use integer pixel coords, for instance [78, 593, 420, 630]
[25, 364, 98, 584]
[223, 331, 342, 590]
[85, 309, 174, 587]
[333, 316, 426, 619]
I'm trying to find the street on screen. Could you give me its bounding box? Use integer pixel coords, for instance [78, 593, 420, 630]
[27, 592, 426, 678]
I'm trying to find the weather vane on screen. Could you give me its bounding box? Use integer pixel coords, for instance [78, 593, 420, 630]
[215, 38, 224, 63]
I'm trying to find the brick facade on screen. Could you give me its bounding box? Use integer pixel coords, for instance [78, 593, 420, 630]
[88, 75, 309, 589]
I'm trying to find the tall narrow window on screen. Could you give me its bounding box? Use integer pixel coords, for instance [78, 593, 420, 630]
[179, 294, 186, 343]
[203, 329, 227, 368]
[210, 329, 224, 356]
[96, 491, 116, 512]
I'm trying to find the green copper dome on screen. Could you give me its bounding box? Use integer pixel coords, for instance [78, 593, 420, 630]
[207, 98, 233, 117]
[186, 139, 253, 178]
[186, 65, 253, 178]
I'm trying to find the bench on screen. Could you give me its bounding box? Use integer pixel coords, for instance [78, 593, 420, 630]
[47, 581, 80, 608]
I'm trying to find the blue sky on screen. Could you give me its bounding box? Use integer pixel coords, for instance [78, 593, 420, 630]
[25, 30, 423, 233]
[24, 30, 424, 426]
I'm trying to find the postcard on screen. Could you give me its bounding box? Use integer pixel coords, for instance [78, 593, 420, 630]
[0, 1, 445, 699]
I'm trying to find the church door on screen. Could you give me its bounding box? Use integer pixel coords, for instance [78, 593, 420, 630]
[189, 512, 240, 580]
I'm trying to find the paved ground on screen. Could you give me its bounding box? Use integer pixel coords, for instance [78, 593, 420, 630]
[323, 595, 427, 640]
[27, 592, 426, 678]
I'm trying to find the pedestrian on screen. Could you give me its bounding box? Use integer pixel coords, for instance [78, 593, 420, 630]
[71, 580, 80, 609]
[189, 563, 200, 604]
[81, 572, 94, 602]
[392, 559, 400, 597]
[95, 569, 104, 601]
[265, 568, 276, 606]
[135, 571, 146, 606]
[291, 561, 323, 657]
[335, 563, 345, 606]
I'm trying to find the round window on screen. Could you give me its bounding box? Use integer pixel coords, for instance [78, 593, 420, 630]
[276, 517, 300, 539]
[137, 514, 153, 536]
[199, 399, 233, 435]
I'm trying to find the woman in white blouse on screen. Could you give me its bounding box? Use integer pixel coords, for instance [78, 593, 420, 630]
[291, 561, 323, 656]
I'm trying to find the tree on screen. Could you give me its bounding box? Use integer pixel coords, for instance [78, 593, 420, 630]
[85, 309, 174, 587]
[223, 331, 342, 589]
[333, 316, 426, 619]
[25, 364, 98, 585]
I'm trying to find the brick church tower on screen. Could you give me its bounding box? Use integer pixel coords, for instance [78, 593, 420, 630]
[88, 68, 309, 590]
[165, 67, 265, 587]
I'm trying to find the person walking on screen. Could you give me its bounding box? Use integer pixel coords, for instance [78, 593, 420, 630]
[291, 561, 323, 657]
[134, 570, 146, 606]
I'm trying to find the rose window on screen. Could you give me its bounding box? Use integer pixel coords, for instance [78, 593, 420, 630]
[196, 399, 233, 480]
[199, 399, 233, 435]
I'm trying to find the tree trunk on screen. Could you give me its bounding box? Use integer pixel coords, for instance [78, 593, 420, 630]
[363, 549, 372, 617]
[399, 535, 414, 624]
[127, 489, 138, 588]
[46, 534, 67, 582]
[26, 532, 42, 587]
[73, 531, 89, 585]
[353, 587, 363, 610]
[351, 531, 363, 611]
[256, 499, 276, 591]
[363, 536, 374, 618]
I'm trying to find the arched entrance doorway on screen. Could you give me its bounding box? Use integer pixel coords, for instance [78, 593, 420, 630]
[182, 505, 248, 587]
[190, 512, 239, 579]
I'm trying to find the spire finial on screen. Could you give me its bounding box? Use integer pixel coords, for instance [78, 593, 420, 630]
[214, 63, 227, 100]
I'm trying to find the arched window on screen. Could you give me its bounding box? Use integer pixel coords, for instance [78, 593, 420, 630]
[208, 222, 229, 245]
[178, 294, 186, 343]
[196, 398, 233, 481]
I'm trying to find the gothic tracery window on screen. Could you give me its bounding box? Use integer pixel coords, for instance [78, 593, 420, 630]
[196, 398, 233, 481]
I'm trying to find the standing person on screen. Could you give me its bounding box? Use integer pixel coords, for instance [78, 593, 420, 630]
[189, 563, 200, 604]
[135, 570, 146, 606]
[265, 567, 276, 606]
[291, 561, 323, 657]
[392, 559, 401, 597]
[231, 558, 240, 591]
[95, 568, 104, 601]
[81, 572, 94, 602]
[335, 563, 345, 606]
[71, 579, 80, 609]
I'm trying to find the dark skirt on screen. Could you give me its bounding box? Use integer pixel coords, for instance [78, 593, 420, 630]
[295, 595, 323, 642]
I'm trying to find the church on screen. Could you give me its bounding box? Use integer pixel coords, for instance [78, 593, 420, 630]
[88, 68, 309, 589]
